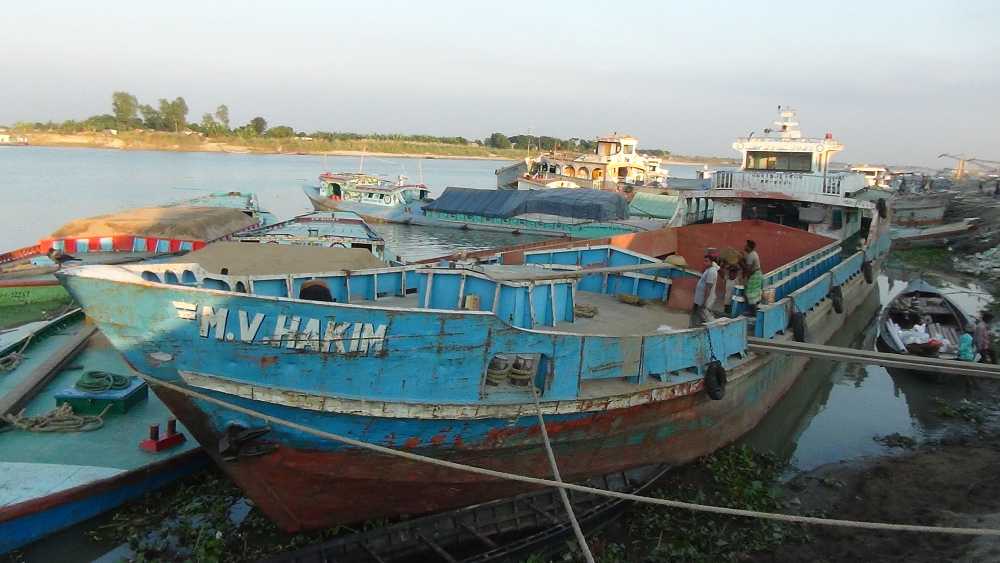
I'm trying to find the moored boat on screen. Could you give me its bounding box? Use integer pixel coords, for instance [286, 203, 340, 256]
[876, 279, 977, 377]
[57, 108, 892, 532]
[495, 134, 667, 191]
[0, 195, 266, 317]
[0, 311, 207, 553]
[235, 211, 392, 262]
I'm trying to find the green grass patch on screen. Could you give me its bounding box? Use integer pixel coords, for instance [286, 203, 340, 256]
[891, 248, 953, 270]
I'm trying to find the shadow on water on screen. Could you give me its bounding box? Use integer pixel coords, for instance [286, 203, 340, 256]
[741, 268, 994, 473]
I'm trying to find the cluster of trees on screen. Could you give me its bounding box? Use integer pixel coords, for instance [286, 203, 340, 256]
[483, 132, 670, 156]
[15, 92, 672, 156]
[483, 133, 594, 152]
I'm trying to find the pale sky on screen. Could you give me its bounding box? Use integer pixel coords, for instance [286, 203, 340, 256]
[2, 0, 998, 166]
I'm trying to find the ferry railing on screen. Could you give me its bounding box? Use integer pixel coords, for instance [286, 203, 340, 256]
[712, 170, 865, 197]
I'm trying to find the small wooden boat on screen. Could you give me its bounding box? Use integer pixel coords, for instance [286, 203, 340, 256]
[876, 279, 976, 370]
[235, 211, 392, 262]
[0, 311, 208, 554]
[261, 464, 669, 563]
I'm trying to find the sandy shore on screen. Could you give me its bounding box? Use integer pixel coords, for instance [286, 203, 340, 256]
[19, 132, 523, 162]
[17, 132, 731, 165]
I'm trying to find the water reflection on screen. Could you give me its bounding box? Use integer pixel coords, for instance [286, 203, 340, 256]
[742, 268, 994, 473]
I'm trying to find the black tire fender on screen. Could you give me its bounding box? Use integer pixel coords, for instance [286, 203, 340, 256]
[831, 285, 844, 314]
[876, 198, 888, 219]
[704, 361, 727, 400]
[862, 261, 874, 284]
[791, 311, 807, 342]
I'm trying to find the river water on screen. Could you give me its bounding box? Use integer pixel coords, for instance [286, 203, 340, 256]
[0, 146, 708, 260]
[3, 147, 994, 560]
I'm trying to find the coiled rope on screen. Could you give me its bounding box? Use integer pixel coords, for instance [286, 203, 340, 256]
[4, 403, 111, 432]
[140, 373, 1000, 537]
[75, 370, 131, 393]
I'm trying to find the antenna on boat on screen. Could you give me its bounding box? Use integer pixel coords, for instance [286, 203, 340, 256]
[418, 160, 424, 184]
[359, 145, 366, 173]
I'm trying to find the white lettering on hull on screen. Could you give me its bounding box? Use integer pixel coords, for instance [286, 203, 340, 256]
[192, 305, 387, 356]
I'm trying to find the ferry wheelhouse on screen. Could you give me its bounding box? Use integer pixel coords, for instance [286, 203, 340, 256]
[497, 134, 666, 191]
[709, 108, 873, 244]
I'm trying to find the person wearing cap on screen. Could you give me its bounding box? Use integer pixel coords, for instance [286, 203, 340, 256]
[958, 324, 976, 362]
[742, 240, 763, 316]
[690, 254, 720, 327]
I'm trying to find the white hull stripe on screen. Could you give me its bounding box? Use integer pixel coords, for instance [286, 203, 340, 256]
[177, 364, 753, 421]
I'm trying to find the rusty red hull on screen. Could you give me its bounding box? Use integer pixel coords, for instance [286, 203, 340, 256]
[152, 349, 808, 531]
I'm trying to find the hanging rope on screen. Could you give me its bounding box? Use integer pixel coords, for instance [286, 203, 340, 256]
[137, 373, 1000, 537]
[74, 370, 131, 393]
[531, 384, 594, 563]
[4, 403, 111, 432]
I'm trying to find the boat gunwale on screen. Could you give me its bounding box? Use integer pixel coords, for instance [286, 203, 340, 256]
[57, 263, 742, 340]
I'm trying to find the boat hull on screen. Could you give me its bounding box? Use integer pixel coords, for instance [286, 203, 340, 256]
[890, 193, 951, 226]
[0, 447, 207, 554]
[64, 260, 879, 531]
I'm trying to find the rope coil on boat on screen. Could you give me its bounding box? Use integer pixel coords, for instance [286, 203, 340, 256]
[4, 403, 111, 433]
[74, 370, 131, 393]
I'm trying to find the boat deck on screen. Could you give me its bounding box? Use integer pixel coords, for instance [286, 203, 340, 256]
[371, 290, 692, 336]
[0, 328, 200, 509]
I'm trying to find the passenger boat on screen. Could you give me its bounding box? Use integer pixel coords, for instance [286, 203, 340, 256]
[0, 193, 267, 320]
[876, 279, 976, 369]
[495, 134, 667, 190]
[235, 211, 392, 262]
[0, 311, 207, 553]
[57, 108, 891, 532]
[304, 172, 431, 222]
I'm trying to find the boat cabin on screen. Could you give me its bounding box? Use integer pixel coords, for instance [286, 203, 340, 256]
[709, 108, 871, 242]
[319, 173, 430, 207]
[513, 134, 667, 191]
[850, 165, 892, 189]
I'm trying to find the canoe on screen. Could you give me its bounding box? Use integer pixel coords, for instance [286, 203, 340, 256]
[876, 279, 977, 379]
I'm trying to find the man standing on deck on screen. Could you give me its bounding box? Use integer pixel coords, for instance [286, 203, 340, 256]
[690, 255, 720, 327]
[743, 240, 763, 317]
[976, 312, 996, 364]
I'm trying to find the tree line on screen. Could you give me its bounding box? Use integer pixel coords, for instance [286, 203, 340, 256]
[12, 91, 670, 155]
[482, 132, 669, 157]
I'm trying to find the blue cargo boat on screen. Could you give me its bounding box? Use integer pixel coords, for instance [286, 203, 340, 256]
[58, 108, 892, 531]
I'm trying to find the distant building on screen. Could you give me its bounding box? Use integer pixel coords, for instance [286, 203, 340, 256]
[0, 133, 28, 146]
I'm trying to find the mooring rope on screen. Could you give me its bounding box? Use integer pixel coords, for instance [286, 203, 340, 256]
[530, 384, 594, 563]
[0, 333, 33, 372]
[139, 373, 1000, 537]
[4, 403, 111, 432]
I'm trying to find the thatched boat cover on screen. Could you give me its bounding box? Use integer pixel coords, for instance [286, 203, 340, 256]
[173, 242, 387, 275]
[49, 206, 258, 241]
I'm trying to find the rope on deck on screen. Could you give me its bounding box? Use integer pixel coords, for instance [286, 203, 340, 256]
[4, 403, 111, 432]
[0, 333, 33, 372]
[530, 384, 594, 563]
[141, 373, 1000, 538]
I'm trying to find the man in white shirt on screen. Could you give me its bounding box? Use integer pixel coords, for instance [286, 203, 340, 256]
[690, 255, 720, 327]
